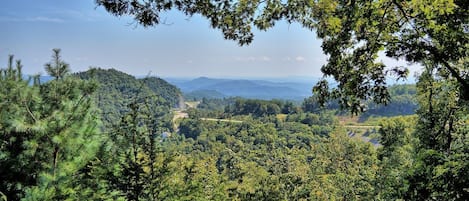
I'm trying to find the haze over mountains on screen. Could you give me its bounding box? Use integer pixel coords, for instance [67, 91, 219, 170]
[166, 77, 318, 100]
[35, 74, 317, 100]
[36, 73, 415, 101]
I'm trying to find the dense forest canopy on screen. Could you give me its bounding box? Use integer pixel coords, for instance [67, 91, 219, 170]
[74, 68, 182, 129]
[0, 0, 467, 200]
[1, 49, 467, 200]
[194, 85, 417, 119]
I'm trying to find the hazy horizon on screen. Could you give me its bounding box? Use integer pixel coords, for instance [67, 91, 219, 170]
[33, 70, 415, 85]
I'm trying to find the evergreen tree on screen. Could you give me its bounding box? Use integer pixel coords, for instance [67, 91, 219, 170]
[0, 55, 40, 200]
[0, 51, 103, 200]
[44, 49, 70, 80]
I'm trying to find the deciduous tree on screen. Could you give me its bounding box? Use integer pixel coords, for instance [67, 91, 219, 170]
[96, 0, 468, 113]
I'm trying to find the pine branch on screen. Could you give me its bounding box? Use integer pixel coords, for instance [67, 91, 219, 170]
[23, 99, 38, 123]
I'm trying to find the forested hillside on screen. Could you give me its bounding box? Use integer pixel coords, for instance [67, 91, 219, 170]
[364, 84, 417, 118]
[299, 84, 417, 120]
[74, 68, 182, 128]
[191, 84, 417, 121]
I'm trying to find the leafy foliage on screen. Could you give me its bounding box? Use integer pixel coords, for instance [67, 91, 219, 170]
[174, 113, 377, 200]
[404, 63, 469, 200]
[224, 98, 300, 117]
[302, 84, 417, 119]
[96, 0, 468, 114]
[375, 116, 417, 199]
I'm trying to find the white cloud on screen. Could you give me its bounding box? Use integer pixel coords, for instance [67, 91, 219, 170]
[29, 16, 64, 23]
[0, 16, 64, 23]
[282, 56, 307, 62]
[234, 56, 271, 62]
[282, 57, 292, 61]
[295, 56, 306, 62]
[50, 9, 104, 22]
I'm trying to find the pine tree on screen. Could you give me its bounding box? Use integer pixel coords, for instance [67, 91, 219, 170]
[44, 49, 70, 80]
[0, 55, 41, 200]
[0, 50, 103, 200]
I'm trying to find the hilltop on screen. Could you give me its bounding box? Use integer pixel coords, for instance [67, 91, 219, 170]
[74, 68, 183, 127]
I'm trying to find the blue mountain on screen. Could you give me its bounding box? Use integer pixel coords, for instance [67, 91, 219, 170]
[170, 77, 317, 100]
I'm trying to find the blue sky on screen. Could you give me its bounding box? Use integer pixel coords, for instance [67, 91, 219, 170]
[0, 0, 417, 79]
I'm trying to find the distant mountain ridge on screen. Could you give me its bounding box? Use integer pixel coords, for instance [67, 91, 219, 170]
[169, 77, 316, 100]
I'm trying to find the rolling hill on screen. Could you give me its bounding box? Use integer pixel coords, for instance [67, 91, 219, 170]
[74, 68, 183, 128]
